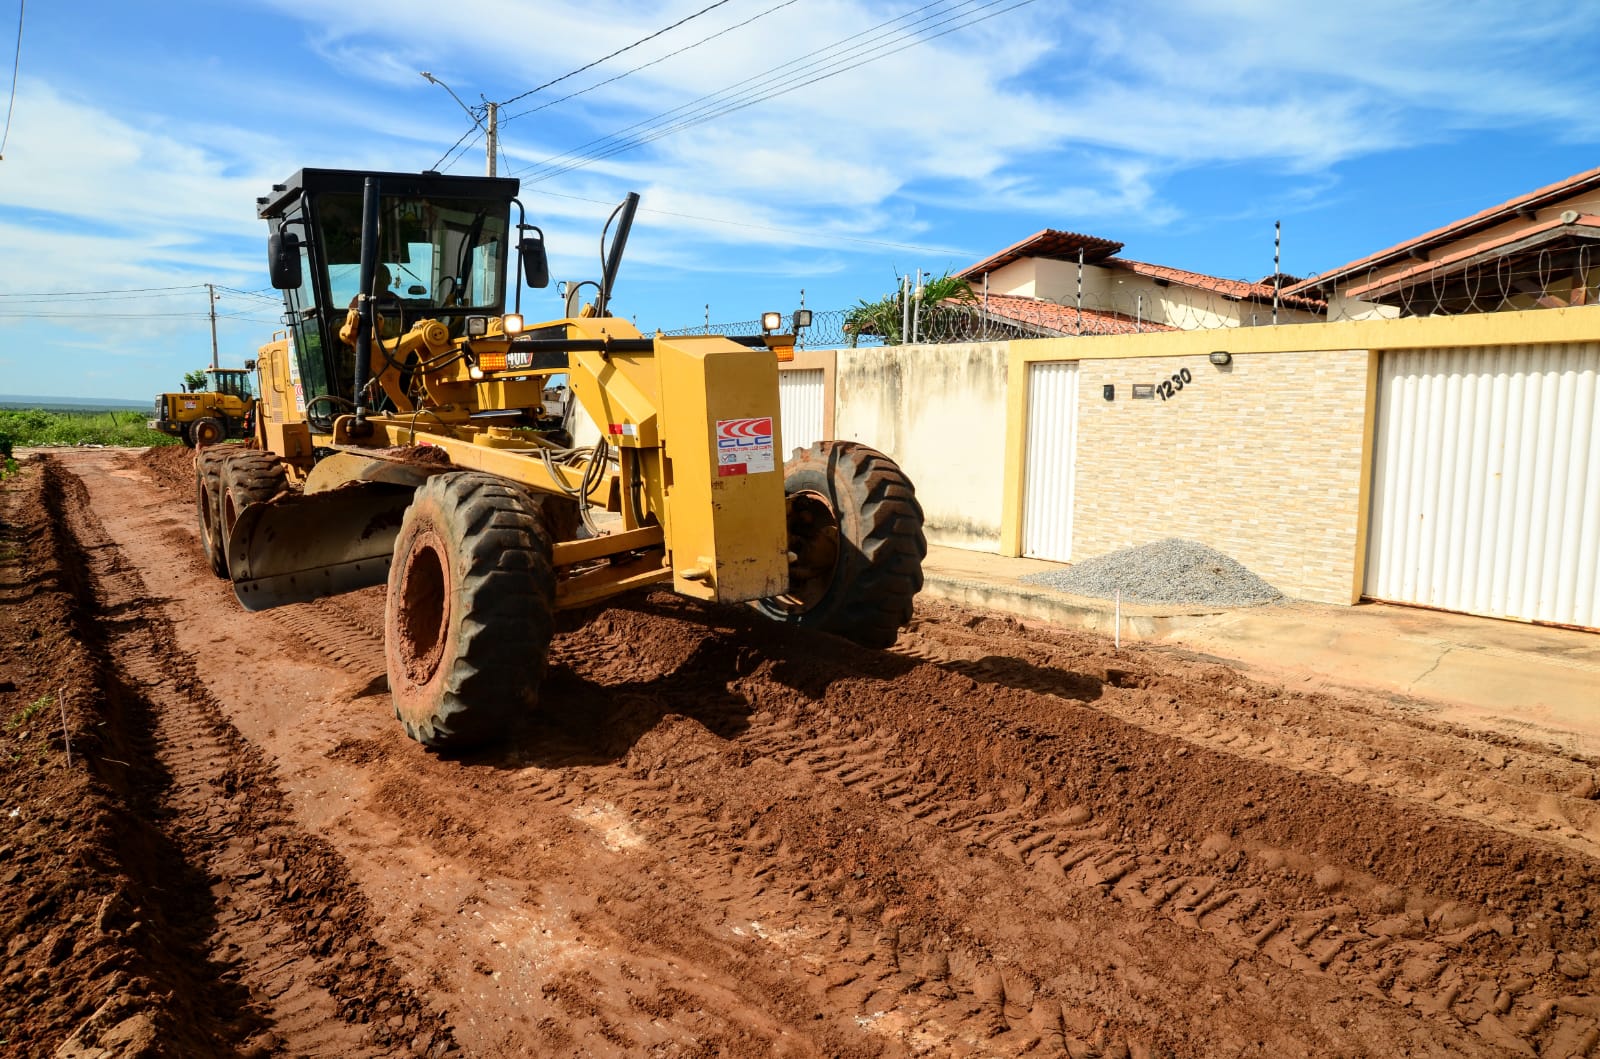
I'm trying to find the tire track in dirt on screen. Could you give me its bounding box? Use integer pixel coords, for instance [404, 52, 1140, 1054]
[90, 444, 1600, 1056]
[533, 602, 1600, 1056]
[47, 458, 458, 1057]
[896, 611, 1600, 858]
[214, 554, 1600, 1056]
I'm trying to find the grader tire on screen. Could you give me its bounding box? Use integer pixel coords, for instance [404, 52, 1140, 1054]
[385, 472, 556, 749]
[754, 441, 926, 649]
[190, 416, 225, 448]
[194, 450, 230, 578]
[219, 452, 287, 566]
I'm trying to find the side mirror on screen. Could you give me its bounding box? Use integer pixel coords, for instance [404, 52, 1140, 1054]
[520, 229, 549, 289]
[269, 230, 303, 290]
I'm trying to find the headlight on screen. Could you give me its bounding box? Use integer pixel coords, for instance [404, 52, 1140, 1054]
[502, 313, 524, 335]
[466, 316, 488, 337]
[761, 311, 782, 333]
[468, 364, 485, 381]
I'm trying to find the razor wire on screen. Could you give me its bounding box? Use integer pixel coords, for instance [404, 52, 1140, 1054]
[658, 248, 1600, 346]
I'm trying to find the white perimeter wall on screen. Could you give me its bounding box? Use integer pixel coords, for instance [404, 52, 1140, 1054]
[834, 342, 1009, 551]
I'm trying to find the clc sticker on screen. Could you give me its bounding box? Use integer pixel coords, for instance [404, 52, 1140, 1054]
[715, 417, 775, 477]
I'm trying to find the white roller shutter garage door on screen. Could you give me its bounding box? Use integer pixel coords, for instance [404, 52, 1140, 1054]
[1365, 343, 1599, 627]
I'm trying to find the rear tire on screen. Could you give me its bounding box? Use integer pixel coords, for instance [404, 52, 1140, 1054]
[385, 472, 556, 749]
[753, 441, 926, 648]
[195, 450, 229, 578]
[191, 417, 224, 447]
[219, 452, 287, 568]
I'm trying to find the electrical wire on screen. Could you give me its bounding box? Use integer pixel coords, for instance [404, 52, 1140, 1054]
[535, 187, 973, 256]
[499, 0, 800, 127]
[0, 282, 205, 298]
[514, 0, 1039, 184]
[513, 0, 972, 178]
[430, 122, 484, 173]
[0, 0, 22, 160]
[214, 285, 281, 303]
[498, 0, 736, 109]
[0, 308, 279, 320]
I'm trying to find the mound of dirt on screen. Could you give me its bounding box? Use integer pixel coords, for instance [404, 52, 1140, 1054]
[135, 443, 198, 497]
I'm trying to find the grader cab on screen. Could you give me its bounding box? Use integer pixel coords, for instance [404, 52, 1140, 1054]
[196, 167, 925, 748]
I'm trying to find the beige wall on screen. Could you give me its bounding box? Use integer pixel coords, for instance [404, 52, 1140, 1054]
[978, 258, 1322, 330]
[1327, 294, 1401, 321]
[1068, 349, 1371, 604]
[834, 342, 1009, 551]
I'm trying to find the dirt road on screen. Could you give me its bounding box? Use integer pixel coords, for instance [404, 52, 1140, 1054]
[3, 446, 1599, 1057]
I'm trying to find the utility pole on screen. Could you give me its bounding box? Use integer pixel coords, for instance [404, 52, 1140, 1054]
[485, 102, 498, 176]
[207, 283, 219, 371]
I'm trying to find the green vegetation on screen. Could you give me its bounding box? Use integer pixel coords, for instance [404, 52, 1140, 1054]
[6, 694, 52, 734]
[182, 368, 208, 392]
[843, 270, 977, 346]
[0, 408, 180, 450]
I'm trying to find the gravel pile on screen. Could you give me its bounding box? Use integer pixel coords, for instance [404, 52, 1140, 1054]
[1022, 538, 1283, 607]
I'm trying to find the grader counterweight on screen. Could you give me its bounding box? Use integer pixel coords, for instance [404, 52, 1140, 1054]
[196, 167, 925, 748]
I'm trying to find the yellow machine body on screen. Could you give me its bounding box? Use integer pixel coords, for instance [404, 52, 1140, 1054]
[150, 368, 256, 447]
[236, 312, 791, 612]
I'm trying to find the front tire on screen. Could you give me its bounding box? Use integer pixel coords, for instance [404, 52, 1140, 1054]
[219, 452, 286, 568]
[195, 450, 229, 578]
[753, 441, 926, 648]
[190, 416, 225, 447]
[385, 472, 556, 749]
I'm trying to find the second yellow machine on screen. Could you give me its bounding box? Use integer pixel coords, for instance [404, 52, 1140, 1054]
[197, 168, 925, 748]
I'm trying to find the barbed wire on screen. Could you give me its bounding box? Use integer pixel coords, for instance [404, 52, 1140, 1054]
[659, 251, 1600, 347]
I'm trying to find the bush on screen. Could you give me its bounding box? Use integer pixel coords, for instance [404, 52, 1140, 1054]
[0, 409, 181, 449]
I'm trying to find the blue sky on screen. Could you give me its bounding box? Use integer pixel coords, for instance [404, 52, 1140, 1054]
[2, 0, 1597, 400]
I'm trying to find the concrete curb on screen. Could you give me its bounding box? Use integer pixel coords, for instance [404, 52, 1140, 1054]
[920, 573, 1227, 640]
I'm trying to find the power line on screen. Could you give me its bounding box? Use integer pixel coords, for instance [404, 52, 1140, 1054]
[500, 0, 801, 128]
[536, 187, 974, 256]
[498, 0, 737, 109]
[0, 283, 207, 299]
[0, 0, 22, 160]
[512, 0, 966, 179]
[214, 285, 281, 303]
[0, 309, 278, 320]
[514, 0, 1038, 185]
[431, 122, 484, 173]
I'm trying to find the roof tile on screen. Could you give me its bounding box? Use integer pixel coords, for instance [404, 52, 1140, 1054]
[970, 293, 1175, 336]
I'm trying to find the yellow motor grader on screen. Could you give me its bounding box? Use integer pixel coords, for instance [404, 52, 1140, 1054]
[197, 167, 925, 748]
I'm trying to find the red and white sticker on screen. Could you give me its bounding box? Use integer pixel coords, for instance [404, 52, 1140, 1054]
[715, 417, 774, 477]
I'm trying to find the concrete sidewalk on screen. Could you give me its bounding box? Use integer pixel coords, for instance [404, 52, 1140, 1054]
[920, 544, 1600, 755]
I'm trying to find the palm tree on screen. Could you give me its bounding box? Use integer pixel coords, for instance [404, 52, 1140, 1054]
[843, 271, 976, 346]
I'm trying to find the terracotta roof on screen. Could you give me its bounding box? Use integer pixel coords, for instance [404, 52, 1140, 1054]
[1107, 258, 1325, 313]
[970, 293, 1175, 336]
[1286, 164, 1600, 296]
[1342, 213, 1600, 301]
[956, 229, 1123, 280]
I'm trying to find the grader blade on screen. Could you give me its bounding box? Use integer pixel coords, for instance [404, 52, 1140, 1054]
[226, 484, 414, 611]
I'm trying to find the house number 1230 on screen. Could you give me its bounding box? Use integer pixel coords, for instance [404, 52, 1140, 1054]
[1156, 367, 1193, 401]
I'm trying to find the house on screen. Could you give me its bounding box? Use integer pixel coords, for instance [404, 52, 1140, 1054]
[784, 173, 1597, 629]
[1286, 165, 1600, 319]
[954, 228, 1325, 334]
